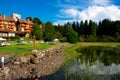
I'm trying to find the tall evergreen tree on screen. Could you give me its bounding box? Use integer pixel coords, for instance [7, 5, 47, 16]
[63, 22, 73, 37]
[80, 20, 84, 35]
[84, 20, 89, 36]
[97, 19, 112, 36]
[33, 17, 42, 24]
[72, 21, 76, 31]
[88, 20, 97, 36]
[114, 21, 120, 34]
[72, 21, 80, 35]
[31, 23, 42, 40]
[54, 24, 64, 37]
[76, 21, 80, 35]
[43, 21, 58, 41]
[26, 17, 32, 21]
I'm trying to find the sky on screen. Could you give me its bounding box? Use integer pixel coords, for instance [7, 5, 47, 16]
[0, 0, 120, 25]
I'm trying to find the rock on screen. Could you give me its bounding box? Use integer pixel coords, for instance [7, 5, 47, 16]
[30, 57, 39, 64]
[40, 40, 44, 44]
[39, 52, 44, 58]
[32, 49, 38, 53]
[14, 57, 20, 62]
[0, 67, 10, 75]
[0, 44, 66, 79]
[20, 57, 28, 63]
[27, 58, 31, 65]
[31, 68, 38, 75]
[33, 54, 38, 57]
[13, 61, 21, 65]
[0, 67, 10, 79]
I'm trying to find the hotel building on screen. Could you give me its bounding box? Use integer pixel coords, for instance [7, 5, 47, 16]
[0, 13, 33, 39]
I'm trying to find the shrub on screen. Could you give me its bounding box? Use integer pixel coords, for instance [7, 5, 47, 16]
[98, 35, 116, 42]
[59, 37, 67, 42]
[84, 35, 97, 42]
[66, 31, 79, 43]
[13, 36, 21, 40]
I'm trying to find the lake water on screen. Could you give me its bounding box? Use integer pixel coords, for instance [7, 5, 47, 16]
[41, 46, 120, 80]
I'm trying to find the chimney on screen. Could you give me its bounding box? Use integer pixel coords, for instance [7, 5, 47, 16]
[3, 14, 5, 20]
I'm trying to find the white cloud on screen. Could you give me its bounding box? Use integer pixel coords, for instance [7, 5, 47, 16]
[92, 0, 112, 6]
[53, 20, 73, 25]
[59, 8, 80, 18]
[54, 5, 120, 25]
[78, 5, 120, 21]
[56, 0, 89, 9]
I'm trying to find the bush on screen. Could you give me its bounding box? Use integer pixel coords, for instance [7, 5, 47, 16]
[66, 31, 79, 43]
[79, 35, 85, 42]
[59, 37, 67, 42]
[13, 36, 21, 40]
[84, 35, 97, 42]
[98, 35, 116, 42]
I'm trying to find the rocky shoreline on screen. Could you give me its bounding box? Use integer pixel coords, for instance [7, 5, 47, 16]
[0, 44, 66, 80]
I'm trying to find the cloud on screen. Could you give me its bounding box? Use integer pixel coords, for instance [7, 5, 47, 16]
[53, 20, 74, 25]
[59, 8, 80, 18]
[79, 5, 120, 21]
[54, 5, 120, 25]
[54, 0, 120, 25]
[91, 0, 112, 6]
[56, 0, 89, 9]
[56, 0, 112, 9]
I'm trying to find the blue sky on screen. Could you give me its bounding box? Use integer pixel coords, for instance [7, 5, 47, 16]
[0, 0, 120, 25]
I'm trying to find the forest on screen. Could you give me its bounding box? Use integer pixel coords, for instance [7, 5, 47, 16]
[27, 17, 120, 43]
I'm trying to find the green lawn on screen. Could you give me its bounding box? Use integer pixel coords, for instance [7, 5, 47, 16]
[0, 41, 60, 57]
[1, 42, 120, 58]
[63, 42, 120, 62]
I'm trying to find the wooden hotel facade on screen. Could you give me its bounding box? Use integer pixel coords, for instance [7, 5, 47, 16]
[0, 14, 33, 39]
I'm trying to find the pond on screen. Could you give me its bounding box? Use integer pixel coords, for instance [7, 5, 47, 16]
[40, 46, 120, 80]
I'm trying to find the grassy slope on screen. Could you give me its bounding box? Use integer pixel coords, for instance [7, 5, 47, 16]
[63, 43, 80, 62]
[63, 42, 120, 62]
[1, 42, 120, 57]
[0, 42, 60, 57]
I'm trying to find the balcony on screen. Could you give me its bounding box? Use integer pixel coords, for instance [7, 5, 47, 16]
[0, 22, 3, 25]
[0, 26, 2, 28]
[20, 24, 26, 27]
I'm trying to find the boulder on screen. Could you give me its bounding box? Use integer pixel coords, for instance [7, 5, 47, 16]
[20, 57, 28, 63]
[0, 67, 9, 75]
[30, 57, 39, 64]
[13, 61, 21, 65]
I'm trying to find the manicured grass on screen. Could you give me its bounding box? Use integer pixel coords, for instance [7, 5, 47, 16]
[63, 42, 120, 62]
[79, 42, 120, 47]
[0, 41, 60, 57]
[1, 42, 120, 57]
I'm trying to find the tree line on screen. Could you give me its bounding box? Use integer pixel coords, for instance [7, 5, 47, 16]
[26, 17, 120, 43]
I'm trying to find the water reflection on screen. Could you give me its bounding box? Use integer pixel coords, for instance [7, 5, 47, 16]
[64, 60, 120, 80]
[39, 46, 120, 80]
[64, 46, 120, 80]
[77, 46, 120, 65]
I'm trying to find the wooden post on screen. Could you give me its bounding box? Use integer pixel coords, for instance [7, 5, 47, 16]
[33, 35, 36, 50]
[32, 35, 38, 53]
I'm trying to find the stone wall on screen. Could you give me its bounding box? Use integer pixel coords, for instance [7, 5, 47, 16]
[0, 44, 65, 80]
[34, 44, 64, 61]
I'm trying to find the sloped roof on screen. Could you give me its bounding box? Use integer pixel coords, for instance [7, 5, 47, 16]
[0, 16, 15, 22]
[18, 19, 33, 25]
[0, 15, 33, 25]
